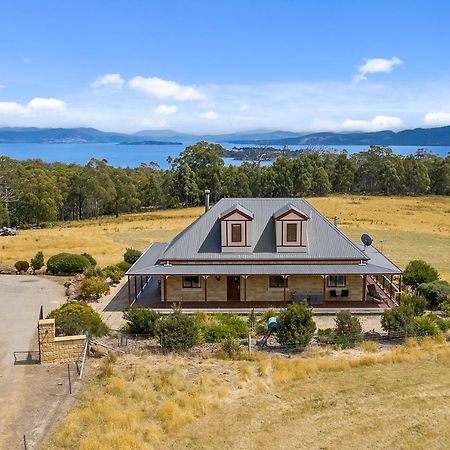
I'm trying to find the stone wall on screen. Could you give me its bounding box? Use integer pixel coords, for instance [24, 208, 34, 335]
[38, 318, 86, 364]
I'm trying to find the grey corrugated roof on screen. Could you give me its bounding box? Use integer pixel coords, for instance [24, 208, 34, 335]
[355, 244, 401, 273]
[127, 262, 400, 276]
[161, 198, 368, 261]
[273, 203, 309, 219]
[220, 203, 254, 219]
[126, 242, 168, 275]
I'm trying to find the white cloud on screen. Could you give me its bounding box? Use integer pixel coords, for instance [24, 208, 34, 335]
[91, 73, 125, 89]
[27, 97, 66, 111]
[239, 103, 250, 111]
[341, 115, 404, 131]
[153, 104, 177, 115]
[354, 57, 402, 82]
[200, 111, 219, 120]
[129, 76, 206, 101]
[424, 111, 450, 126]
[0, 102, 27, 115]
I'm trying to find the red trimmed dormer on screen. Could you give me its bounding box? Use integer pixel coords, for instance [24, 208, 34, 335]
[273, 204, 309, 253]
[220, 204, 254, 253]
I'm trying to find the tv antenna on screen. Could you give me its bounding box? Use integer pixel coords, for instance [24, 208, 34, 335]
[361, 233, 373, 252]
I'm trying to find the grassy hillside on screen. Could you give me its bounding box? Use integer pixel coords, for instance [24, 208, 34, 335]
[45, 338, 450, 450]
[1, 195, 449, 279]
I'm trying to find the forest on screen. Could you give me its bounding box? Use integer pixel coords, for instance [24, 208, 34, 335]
[0, 141, 448, 227]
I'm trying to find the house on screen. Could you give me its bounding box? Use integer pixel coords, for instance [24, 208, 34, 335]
[126, 198, 402, 309]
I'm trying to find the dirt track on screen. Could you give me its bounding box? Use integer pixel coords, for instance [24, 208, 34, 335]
[0, 275, 67, 449]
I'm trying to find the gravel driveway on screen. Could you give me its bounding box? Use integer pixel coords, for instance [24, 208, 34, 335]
[0, 275, 66, 448]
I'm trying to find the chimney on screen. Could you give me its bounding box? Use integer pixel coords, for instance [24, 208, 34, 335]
[204, 189, 210, 213]
[333, 215, 338, 227]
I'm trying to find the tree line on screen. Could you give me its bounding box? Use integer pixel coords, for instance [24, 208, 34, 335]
[0, 142, 448, 227]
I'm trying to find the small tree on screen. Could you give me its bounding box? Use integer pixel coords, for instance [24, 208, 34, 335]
[123, 307, 160, 335]
[124, 248, 142, 265]
[276, 303, 316, 349]
[159, 309, 201, 352]
[401, 294, 427, 316]
[381, 305, 416, 336]
[334, 311, 362, 347]
[418, 280, 450, 309]
[31, 251, 44, 273]
[15, 260, 29, 273]
[80, 276, 109, 301]
[81, 252, 97, 267]
[403, 260, 439, 290]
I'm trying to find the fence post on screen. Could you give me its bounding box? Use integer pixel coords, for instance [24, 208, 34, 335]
[160, 332, 163, 352]
[23, 434, 27, 450]
[248, 334, 252, 353]
[67, 363, 72, 394]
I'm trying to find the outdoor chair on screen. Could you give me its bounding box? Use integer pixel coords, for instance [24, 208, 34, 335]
[367, 283, 383, 302]
[341, 289, 349, 297]
[329, 289, 338, 298]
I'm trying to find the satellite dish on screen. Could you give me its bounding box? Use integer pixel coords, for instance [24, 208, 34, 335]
[361, 234, 373, 248]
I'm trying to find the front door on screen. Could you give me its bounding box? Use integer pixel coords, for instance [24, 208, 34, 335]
[227, 276, 241, 301]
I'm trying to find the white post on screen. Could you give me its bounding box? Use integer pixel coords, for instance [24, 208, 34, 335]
[248, 334, 252, 353]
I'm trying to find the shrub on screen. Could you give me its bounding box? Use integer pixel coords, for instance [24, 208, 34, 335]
[381, 305, 416, 336]
[217, 338, 242, 360]
[103, 265, 125, 284]
[418, 280, 450, 309]
[47, 253, 91, 275]
[403, 260, 439, 289]
[47, 302, 108, 337]
[276, 303, 316, 349]
[159, 310, 201, 352]
[81, 252, 97, 267]
[413, 316, 441, 337]
[440, 301, 450, 317]
[124, 248, 142, 265]
[401, 294, 427, 316]
[15, 260, 29, 273]
[334, 311, 363, 347]
[30, 251, 44, 272]
[115, 261, 132, 272]
[123, 307, 160, 335]
[316, 328, 336, 344]
[199, 314, 249, 343]
[80, 276, 109, 301]
[83, 265, 105, 279]
[426, 313, 450, 332]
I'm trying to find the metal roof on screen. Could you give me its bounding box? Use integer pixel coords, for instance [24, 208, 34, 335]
[273, 203, 309, 220]
[128, 261, 401, 276]
[126, 242, 168, 275]
[161, 198, 368, 261]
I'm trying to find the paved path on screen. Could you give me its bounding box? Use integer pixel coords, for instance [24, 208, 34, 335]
[0, 275, 66, 448]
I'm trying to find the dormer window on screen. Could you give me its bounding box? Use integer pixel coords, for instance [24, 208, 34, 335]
[220, 204, 254, 253]
[273, 203, 309, 253]
[231, 223, 242, 242]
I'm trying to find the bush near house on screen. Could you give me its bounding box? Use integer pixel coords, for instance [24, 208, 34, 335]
[197, 314, 249, 343]
[276, 303, 316, 349]
[47, 253, 91, 275]
[381, 305, 416, 336]
[15, 260, 29, 273]
[426, 313, 450, 332]
[440, 301, 450, 317]
[115, 261, 132, 272]
[159, 310, 201, 352]
[80, 276, 110, 301]
[47, 302, 108, 337]
[103, 265, 125, 284]
[123, 307, 160, 335]
[401, 294, 428, 316]
[403, 260, 439, 289]
[334, 311, 363, 348]
[413, 316, 442, 337]
[30, 250, 44, 272]
[418, 280, 450, 309]
[124, 248, 142, 265]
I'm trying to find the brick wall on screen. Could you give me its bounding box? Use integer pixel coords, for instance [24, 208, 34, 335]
[38, 319, 86, 364]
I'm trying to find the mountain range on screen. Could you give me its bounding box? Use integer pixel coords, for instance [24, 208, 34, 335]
[1, 126, 450, 146]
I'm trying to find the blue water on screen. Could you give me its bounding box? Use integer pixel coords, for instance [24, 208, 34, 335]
[0, 142, 448, 168]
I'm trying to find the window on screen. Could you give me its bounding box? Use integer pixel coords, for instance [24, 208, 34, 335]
[231, 223, 242, 242]
[286, 223, 298, 242]
[269, 276, 288, 288]
[182, 276, 200, 288]
[328, 275, 346, 287]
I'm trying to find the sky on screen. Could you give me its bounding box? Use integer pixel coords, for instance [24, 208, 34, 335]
[1, 0, 450, 134]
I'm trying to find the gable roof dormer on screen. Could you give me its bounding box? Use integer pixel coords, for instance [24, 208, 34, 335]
[220, 203, 254, 252]
[273, 203, 310, 253]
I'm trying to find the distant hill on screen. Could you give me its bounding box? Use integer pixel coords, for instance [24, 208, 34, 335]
[2, 125, 450, 146]
[229, 126, 450, 146]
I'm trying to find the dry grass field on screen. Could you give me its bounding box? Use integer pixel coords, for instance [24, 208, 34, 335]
[1, 195, 449, 279]
[44, 338, 450, 450]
